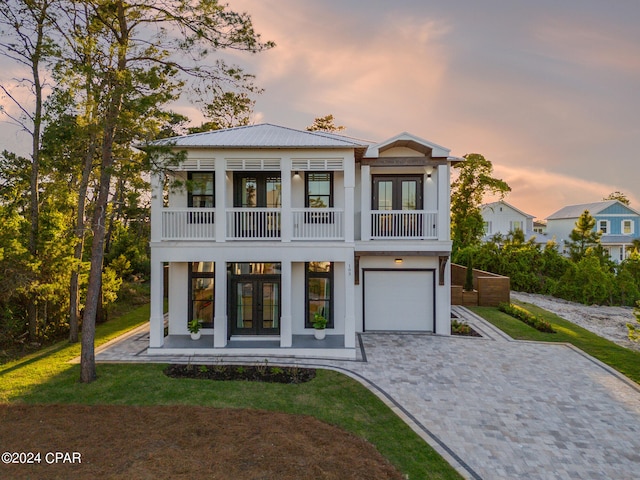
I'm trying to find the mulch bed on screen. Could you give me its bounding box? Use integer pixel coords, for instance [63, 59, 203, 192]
[164, 364, 316, 384]
[0, 404, 404, 480]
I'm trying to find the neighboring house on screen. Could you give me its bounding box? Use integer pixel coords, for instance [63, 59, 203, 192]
[481, 200, 536, 242]
[533, 220, 547, 235]
[146, 124, 461, 359]
[546, 200, 640, 263]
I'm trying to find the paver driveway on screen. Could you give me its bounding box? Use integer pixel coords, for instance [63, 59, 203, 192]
[97, 308, 640, 479]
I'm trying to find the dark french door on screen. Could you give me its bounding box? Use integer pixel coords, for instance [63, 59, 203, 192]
[372, 175, 423, 237]
[229, 264, 281, 336]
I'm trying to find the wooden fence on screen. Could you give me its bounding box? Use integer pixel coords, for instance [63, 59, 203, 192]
[451, 264, 510, 307]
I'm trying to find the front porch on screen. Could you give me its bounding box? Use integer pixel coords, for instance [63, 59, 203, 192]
[147, 334, 356, 360]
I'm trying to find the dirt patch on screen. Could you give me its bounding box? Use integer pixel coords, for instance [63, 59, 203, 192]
[0, 404, 404, 480]
[512, 292, 640, 352]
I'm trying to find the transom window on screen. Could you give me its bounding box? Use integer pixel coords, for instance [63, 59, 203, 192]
[305, 172, 333, 208]
[189, 262, 214, 328]
[188, 172, 214, 208]
[306, 262, 333, 329]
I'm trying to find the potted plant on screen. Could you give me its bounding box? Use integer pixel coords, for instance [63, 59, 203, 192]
[312, 312, 327, 340]
[188, 318, 202, 340]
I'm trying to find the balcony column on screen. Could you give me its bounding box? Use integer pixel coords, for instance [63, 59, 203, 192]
[344, 159, 355, 243]
[214, 260, 227, 347]
[280, 260, 292, 347]
[215, 157, 226, 242]
[149, 256, 164, 348]
[344, 259, 356, 348]
[150, 171, 164, 242]
[437, 164, 449, 242]
[281, 156, 292, 242]
[360, 164, 371, 241]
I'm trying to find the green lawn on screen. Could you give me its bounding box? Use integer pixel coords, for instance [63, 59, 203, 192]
[0, 304, 462, 480]
[470, 302, 640, 385]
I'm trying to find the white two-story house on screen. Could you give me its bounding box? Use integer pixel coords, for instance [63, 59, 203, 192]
[147, 124, 460, 359]
[481, 200, 536, 242]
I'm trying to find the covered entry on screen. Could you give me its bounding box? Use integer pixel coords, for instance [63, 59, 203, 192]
[363, 269, 435, 332]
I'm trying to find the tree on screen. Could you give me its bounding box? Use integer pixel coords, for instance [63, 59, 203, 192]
[63, 0, 273, 383]
[450, 153, 510, 252]
[566, 210, 601, 262]
[0, 0, 55, 340]
[306, 114, 345, 133]
[603, 191, 630, 205]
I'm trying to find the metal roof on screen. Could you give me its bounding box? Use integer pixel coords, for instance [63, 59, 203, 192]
[546, 201, 619, 220]
[150, 123, 372, 149]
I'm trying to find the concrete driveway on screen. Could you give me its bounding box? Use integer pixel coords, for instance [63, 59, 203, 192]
[96, 307, 640, 479]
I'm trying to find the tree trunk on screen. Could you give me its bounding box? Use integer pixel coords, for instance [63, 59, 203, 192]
[69, 133, 97, 343]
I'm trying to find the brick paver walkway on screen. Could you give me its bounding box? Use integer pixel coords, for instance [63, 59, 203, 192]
[95, 308, 640, 479]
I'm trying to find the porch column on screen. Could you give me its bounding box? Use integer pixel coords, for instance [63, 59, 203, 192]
[281, 156, 292, 242]
[149, 257, 164, 348]
[437, 164, 450, 242]
[344, 259, 356, 348]
[150, 171, 164, 242]
[280, 260, 293, 347]
[361, 164, 371, 241]
[215, 157, 226, 242]
[214, 260, 227, 347]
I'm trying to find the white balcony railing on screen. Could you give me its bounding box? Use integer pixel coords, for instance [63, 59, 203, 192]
[161, 208, 216, 240]
[226, 208, 281, 240]
[292, 208, 344, 240]
[371, 210, 438, 239]
[160, 208, 438, 241]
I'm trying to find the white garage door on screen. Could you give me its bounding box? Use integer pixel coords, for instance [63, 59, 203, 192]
[364, 270, 434, 331]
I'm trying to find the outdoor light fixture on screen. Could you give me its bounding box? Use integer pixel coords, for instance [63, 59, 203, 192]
[425, 166, 433, 179]
[394, 258, 403, 264]
[293, 171, 300, 177]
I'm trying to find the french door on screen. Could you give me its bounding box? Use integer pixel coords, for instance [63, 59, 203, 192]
[230, 277, 280, 335]
[372, 175, 423, 237]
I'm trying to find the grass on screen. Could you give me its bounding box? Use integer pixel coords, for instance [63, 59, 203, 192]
[470, 301, 640, 385]
[0, 305, 462, 480]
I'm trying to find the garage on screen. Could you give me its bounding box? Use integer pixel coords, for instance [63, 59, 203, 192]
[363, 269, 435, 332]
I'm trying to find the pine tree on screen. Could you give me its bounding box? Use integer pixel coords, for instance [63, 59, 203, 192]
[566, 210, 601, 262]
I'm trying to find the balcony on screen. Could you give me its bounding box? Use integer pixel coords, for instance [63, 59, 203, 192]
[159, 208, 345, 241]
[159, 208, 438, 241]
[161, 208, 216, 240]
[370, 210, 438, 239]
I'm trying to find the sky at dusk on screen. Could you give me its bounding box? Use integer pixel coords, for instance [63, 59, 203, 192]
[1, 0, 639, 220]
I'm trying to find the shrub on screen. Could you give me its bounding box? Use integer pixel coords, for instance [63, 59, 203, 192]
[498, 303, 555, 333]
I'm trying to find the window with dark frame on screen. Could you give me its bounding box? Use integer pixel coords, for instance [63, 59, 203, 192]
[305, 262, 333, 329]
[189, 262, 214, 329]
[188, 172, 215, 224]
[304, 172, 333, 223]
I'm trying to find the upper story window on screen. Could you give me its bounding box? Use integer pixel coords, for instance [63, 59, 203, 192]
[622, 220, 634, 235]
[305, 172, 333, 208]
[234, 172, 281, 208]
[598, 220, 608, 234]
[509, 221, 523, 232]
[484, 221, 492, 235]
[188, 172, 215, 208]
[372, 175, 423, 211]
